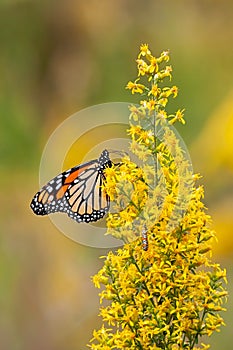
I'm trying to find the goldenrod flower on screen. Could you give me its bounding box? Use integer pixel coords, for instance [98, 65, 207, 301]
[138, 43, 152, 58]
[148, 57, 159, 74]
[126, 79, 145, 94]
[136, 58, 149, 76]
[169, 109, 186, 125]
[149, 84, 160, 97]
[88, 44, 227, 350]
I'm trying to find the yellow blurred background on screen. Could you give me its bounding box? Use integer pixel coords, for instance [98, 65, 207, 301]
[1, 0, 232, 349]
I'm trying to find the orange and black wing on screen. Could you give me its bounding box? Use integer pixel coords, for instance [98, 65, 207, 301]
[30, 150, 112, 223]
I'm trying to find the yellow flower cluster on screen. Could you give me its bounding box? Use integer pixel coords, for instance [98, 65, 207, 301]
[88, 44, 227, 349]
[104, 159, 148, 243]
[90, 205, 227, 349]
[126, 44, 179, 122]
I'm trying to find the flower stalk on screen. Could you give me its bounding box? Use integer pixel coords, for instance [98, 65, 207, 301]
[88, 44, 227, 350]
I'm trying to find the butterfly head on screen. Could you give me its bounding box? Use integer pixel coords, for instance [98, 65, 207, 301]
[99, 149, 112, 169]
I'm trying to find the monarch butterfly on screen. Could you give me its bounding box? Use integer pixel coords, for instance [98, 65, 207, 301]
[30, 149, 113, 223]
[141, 225, 149, 251]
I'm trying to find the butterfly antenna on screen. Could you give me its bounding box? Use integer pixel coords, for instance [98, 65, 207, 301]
[108, 149, 129, 158]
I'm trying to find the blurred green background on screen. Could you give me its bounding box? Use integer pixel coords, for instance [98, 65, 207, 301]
[1, 0, 233, 349]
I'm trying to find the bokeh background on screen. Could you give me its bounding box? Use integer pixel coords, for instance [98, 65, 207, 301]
[1, 0, 233, 349]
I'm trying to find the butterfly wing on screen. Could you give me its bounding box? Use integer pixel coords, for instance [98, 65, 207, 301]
[65, 162, 110, 222]
[30, 150, 111, 223]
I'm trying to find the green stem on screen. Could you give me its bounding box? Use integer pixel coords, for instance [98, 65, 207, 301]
[112, 284, 144, 349]
[153, 111, 158, 188]
[130, 252, 156, 308]
[190, 309, 207, 349]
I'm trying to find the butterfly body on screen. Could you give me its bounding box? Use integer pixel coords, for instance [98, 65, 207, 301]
[30, 149, 112, 223]
[141, 225, 149, 251]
